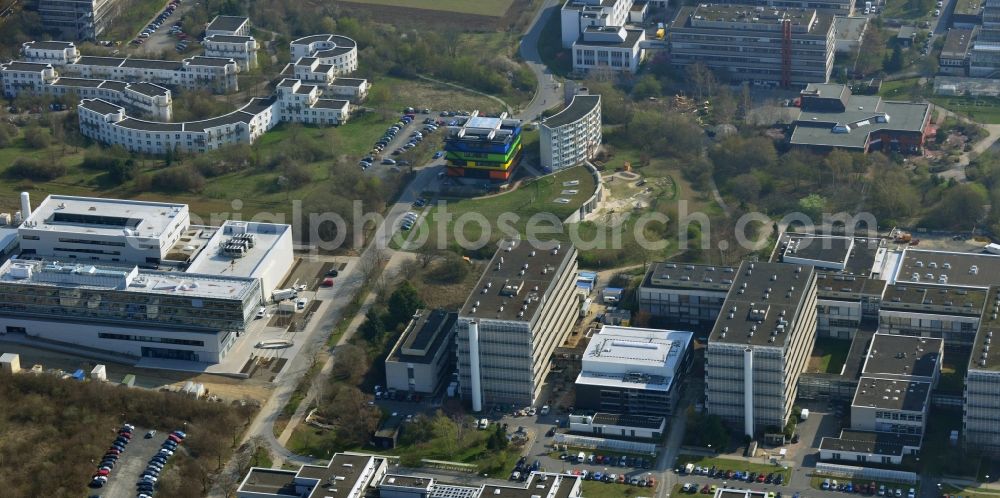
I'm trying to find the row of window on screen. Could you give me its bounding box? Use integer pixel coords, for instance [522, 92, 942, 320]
[99, 332, 206, 347]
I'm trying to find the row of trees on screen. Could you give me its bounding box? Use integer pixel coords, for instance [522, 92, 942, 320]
[0, 371, 257, 498]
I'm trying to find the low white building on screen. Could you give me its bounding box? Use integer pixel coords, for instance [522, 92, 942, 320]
[819, 429, 922, 465]
[568, 412, 666, 440]
[21, 40, 80, 65]
[290, 34, 359, 74]
[384, 309, 457, 394]
[540, 93, 602, 171]
[572, 26, 646, 74]
[203, 35, 258, 71]
[205, 15, 250, 37]
[574, 325, 693, 417]
[327, 77, 369, 102]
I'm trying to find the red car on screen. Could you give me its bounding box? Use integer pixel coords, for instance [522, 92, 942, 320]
[168, 434, 181, 443]
[322, 277, 334, 287]
[757, 473, 766, 483]
[96, 469, 110, 477]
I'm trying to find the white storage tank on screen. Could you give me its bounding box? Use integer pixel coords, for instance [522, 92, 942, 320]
[0, 353, 21, 374]
[91, 364, 107, 381]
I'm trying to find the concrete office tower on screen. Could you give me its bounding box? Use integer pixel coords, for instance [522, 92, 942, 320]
[456, 239, 579, 408]
[964, 286, 1000, 455]
[705, 261, 818, 437]
[38, 0, 122, 40]
[669, 5, 835, 87]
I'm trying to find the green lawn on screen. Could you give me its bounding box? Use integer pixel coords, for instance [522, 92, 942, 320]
[810, 338, 852, 374]
[288, 415, 522, 475]
[676, 455, 791, 482]
[879, 78, 923, 100]
[582, 480, 657, 498]
[931, 96, 1000, 125]
[340, 0, 513, 17]
[883, 0, 933, 21]
[407, 166, 596, 250]
[103, 0, 171, 41]
[941, 483, 1000, 498]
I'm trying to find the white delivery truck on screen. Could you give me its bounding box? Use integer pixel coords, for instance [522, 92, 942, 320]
[272, 288, 297, 302]
[577, 452, 587, 464]
[800, 408, 810, 421]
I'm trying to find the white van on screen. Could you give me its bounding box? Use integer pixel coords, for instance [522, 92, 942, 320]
[577, 452, 586, 464]
[478, 418, 489, 430]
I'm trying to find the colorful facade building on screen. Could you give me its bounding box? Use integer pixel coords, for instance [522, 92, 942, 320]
[443, 111, 523, 181]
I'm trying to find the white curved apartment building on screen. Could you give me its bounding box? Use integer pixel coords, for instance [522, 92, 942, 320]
[78, 79, 350, 155]
[539, 93, 602, 171]
[289, 34, 358, 75]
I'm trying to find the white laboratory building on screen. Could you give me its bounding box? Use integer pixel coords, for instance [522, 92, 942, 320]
[1, 194, 294, 363]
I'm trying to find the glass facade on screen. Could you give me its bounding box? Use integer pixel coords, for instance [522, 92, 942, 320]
[0, 281, 259, 332]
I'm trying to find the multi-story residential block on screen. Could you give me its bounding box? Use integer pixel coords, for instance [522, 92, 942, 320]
[384, 309, 457, 395]
[205, 15, 250, 37]
[540, 93, 602, 172]
[669, 5, 835, 87]
[789, 83, 931, 153]
[78, 79, 350, 154]
[940, 28, 976, 76]
[574, 325, 693, 417]
[60, 55, 240, 93]
[21, 40, 80, 65]
[289, 34, 359, 74]
[38, 0, 121, 39]
[638, 262, 734, 328]
[281, 57, 368, 101]
[705, 261, 818, 437]
[203, 35, 258, 71]
[444, 112, 523, 181]
[455, 240, 579, 408]
[273, 78, 352, 125]
[0, 61, 59, 95]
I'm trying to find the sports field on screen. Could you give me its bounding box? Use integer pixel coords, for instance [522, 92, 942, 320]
[340, 0, 514, 17]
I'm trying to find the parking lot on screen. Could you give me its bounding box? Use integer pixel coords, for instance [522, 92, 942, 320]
[94, 428, 166, 498]
[129, 1, 192, 56]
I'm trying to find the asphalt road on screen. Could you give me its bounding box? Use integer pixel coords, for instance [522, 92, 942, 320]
[98, 429, 163, 498]
[517, 0, 564, 121]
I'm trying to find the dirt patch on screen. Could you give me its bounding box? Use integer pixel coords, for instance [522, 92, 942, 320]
[0, 343, 273, 403]
[333, 0, 528, 30]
